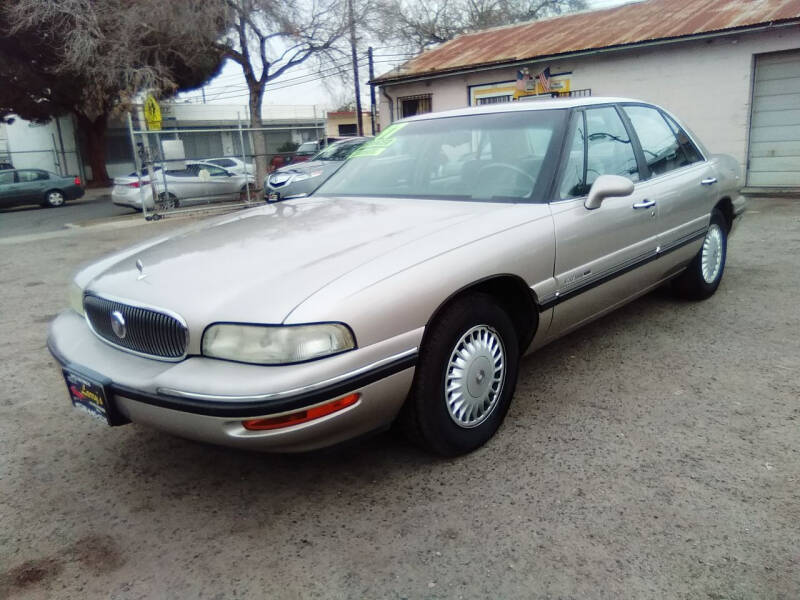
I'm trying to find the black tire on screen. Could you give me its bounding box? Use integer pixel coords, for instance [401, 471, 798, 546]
[399, 293, 520, 456]
[672, 208, 728, 300]
[157, 193, 179, 210]
[42, 189, 65, 208]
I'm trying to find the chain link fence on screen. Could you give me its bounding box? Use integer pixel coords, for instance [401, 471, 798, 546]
[124, 110, 325, 220]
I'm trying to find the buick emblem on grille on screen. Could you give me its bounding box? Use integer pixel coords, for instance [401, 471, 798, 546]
[110, 310, 127, 339]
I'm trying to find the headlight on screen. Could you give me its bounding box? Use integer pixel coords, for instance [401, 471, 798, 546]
[69, 282, 85, 316]
[292, 170, 323, 183]
[202, 323, 355, 365]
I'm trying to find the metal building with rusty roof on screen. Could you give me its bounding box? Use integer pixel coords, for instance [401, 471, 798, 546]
[372, 0, 800, 191]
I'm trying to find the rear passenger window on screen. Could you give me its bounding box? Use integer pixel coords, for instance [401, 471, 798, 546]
[623, 105, 698, 176]
[558, 107, 639, 200]
[17, 170, 49, 182]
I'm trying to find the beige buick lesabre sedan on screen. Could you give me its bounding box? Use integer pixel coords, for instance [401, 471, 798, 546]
[48, 98, 745, 456]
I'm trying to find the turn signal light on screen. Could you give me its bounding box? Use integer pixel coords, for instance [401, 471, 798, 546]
[242, 393, 360, 431]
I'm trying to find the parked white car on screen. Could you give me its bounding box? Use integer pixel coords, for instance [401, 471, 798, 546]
[194, 157, 255, 176]
[112, 162, 256, 210]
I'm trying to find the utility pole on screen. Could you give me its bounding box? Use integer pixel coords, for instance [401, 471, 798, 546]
[368, 47, 376, 136]
[348, 0, 363, 136]
[201, 86, 207, 104]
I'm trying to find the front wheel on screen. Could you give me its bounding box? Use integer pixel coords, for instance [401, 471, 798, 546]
[673, 208, 728, 300]
[399, 293, 519, 456]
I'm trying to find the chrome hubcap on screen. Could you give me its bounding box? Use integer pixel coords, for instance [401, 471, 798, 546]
[445, 325, 505, 428]
[49, 192, 64, 206]
[701, 224, 724, 283]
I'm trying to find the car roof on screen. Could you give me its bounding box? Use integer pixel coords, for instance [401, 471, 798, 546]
[400, 96, 652, 123]
[330, 136, 372, 145]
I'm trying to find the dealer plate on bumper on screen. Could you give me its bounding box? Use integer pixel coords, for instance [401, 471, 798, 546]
[61, 367, 127, 426]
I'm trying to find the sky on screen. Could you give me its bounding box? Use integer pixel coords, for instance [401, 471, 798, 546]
[178, 0, 635, 113]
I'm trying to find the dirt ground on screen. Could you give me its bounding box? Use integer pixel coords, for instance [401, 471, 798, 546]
[1, 198, 798, 599]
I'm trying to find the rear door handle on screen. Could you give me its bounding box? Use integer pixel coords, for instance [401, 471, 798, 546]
[632, 199, 656, 209]
[701, 177, 718, 186]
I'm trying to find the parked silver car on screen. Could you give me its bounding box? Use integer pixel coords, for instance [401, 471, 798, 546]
[265, 137, 372, 201]
[196, 157, 255, 176]
[111, 162, 255, 210]
[49, 98, 744, 455]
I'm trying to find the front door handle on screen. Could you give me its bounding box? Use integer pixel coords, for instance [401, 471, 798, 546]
[701, 177, 718, 186]
[632, 199, 656, 209]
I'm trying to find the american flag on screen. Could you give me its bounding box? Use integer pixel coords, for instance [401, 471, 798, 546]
[537, 67, 551, 93]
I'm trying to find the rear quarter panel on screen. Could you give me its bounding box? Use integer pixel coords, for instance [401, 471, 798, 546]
[710, 153, 745, 216]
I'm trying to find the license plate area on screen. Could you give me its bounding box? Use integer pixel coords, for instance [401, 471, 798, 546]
[62, 367, 127, 426]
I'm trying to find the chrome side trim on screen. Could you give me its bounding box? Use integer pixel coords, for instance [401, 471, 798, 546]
[156, 347, 419, 403]
[83, 291, 190, 363]
[539, 226, 707, 311]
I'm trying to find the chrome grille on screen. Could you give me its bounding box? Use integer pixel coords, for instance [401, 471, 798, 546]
[84, 295, 187, 359]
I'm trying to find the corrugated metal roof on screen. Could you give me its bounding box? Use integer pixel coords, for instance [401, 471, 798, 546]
[373, 0, 800, 84]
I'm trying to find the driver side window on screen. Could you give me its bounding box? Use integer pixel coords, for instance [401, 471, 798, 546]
[558, 107, 640, 199]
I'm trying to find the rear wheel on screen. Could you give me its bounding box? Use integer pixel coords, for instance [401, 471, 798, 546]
[399, 293, 519, 456]
[42, 190, 65, 208]
[673, 208, 727, 299]
[239, 183, 257, 202]
[157, 192, 179, 210]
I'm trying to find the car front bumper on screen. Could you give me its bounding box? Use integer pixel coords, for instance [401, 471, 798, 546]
[48, 310, 419, 452]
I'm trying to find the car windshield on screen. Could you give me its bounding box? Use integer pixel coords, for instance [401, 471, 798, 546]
[297, 142, 317, 153]
[316, 109, 566, 202]
[311, 139, 366, 161]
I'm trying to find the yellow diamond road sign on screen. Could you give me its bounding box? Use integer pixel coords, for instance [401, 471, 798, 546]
[144, 95, 162, 131]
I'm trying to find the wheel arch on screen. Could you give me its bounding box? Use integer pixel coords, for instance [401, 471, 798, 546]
[714, 197, 734, 232]
[423, 274, 540, 356]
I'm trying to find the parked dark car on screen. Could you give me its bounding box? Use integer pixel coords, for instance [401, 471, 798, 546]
[292, 140, 321, 163]
[0, 169, 84, 209]
[291, 137, 352, 165]
[0, 161, 14, 171]
[265, 136, 373, 201]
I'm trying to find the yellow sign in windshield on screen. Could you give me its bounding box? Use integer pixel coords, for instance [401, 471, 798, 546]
[350, 122, 408, 158]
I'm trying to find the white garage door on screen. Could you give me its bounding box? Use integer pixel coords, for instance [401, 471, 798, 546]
[747, 51, 800, 188]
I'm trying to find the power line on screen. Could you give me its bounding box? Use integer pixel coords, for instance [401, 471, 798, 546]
[201, 60, 376, 101]
[184, 53, 410, 104]
[203, 57, 367, 100]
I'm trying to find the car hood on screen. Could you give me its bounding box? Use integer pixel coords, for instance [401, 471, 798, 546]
[79, 196, 505, 326]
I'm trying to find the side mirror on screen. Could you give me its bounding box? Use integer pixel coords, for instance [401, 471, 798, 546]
[584, 174, 634, 210]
